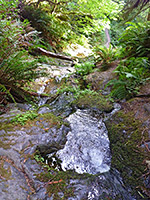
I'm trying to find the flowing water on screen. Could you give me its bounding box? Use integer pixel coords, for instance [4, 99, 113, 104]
[57, 109, 111, 174]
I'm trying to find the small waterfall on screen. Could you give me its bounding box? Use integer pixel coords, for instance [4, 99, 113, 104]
[37, 80, 49, 106]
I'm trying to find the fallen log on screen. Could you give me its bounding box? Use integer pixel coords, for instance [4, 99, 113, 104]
[37, 47, 73, 62]
[22, 41, 74, 62]
[135, 94, 150, 98]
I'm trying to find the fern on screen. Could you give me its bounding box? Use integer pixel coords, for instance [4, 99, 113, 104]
[94, 45, 116, 60]
[0, 2, 47, 102]
[111, 85, 128, 100]
[119, 21, 150, 58]
[106, 56, 150, 100]
[0, 84, 16, 103]
[106, 79, 129, 100]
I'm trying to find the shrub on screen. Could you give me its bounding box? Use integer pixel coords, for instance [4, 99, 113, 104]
[74, 62, 95, 76]
[93, 45, 117, 69]
[106, 21, 150, 100]
[107, 57, 150, 99]
[20, 4, 77, 50]
[119, 21, 150, 58]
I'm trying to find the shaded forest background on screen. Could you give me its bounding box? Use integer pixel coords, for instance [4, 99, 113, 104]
[0, 0, 150, 103]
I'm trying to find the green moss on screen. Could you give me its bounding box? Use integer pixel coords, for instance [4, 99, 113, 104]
[38, 113, 69, 129]
[0, 158, 12, 181]
[11, 110, 38, 125]
[105, 111, 149, 196]
[73, 93, 113, 112]
[15, 112, 69, 130]
[0, 122, 13, 131]
[0, 139, 12, 150]
[36, 166, 75, 199]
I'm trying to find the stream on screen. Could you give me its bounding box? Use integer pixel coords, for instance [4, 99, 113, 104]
[0, 59, 136, 200]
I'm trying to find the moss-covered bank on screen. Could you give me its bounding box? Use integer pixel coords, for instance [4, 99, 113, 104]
[105, 111, 150, 198]
[73, 93, 113, 113]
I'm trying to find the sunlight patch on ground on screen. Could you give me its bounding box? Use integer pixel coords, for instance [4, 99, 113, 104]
[65, 43, 92, 58]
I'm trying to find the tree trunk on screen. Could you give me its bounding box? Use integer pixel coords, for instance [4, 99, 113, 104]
[105, 28, 111, 48]
[147, 8, 150, 21]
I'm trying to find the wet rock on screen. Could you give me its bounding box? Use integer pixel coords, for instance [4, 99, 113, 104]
[46, 93, 75, 117]
[86, 169, 135, 200]
[42, 169, 135, 200]
[144, 103, 150, 114]
[0, 108, 22, 123]
[0, 159, 31, 200]
[0, 98, 140, 199]
[7, 103, 32, 111]
[0, 149, 22, 169]
[0, 110, 70, 200]
[38, 106, 52, 114]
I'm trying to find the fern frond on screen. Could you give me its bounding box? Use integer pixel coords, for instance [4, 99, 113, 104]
[111, 86, 128, 100]
[0, 84, 16, 103]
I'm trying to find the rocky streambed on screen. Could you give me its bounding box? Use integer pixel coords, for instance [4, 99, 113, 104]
[0, 103, 134, 200]
[0, 58, 149, 200]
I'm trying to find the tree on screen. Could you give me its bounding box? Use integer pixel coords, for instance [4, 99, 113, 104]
[121, 0, 150, 21]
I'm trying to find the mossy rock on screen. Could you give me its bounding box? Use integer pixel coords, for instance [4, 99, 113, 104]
[36, 169, 75, 200]
[73, 93, 113, 113]
[85, 68, 117, 91]
[0, 111, 69, 143]
[38, 112, 69, 129]
[35, 156, 94, 200]
[105, 111, 150, 197]
[11, 111, 69, 129]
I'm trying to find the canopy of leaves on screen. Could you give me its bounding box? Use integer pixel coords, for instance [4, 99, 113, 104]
[19, 0, 124, 49]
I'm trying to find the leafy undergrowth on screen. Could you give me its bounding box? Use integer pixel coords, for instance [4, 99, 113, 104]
[105, 111, 150, 198]
[0, 1, 47, 103]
